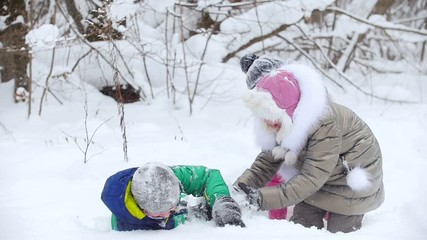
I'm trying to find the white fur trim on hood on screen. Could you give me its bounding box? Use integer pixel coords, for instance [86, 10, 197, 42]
[244, 63, 328, 157]
[244, 91, 293, 148]
[277, 63, 328, 155]
[253, 117, 277, 151]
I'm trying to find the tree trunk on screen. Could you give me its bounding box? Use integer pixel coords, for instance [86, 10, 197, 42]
[372, 0, 395, 17]
[63, 0, 85, 34]
[0, 0, 29, 102]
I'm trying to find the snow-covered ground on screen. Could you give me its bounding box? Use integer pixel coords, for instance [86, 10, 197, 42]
[1, 68, 427, 240]
[1, 0, 427, 239]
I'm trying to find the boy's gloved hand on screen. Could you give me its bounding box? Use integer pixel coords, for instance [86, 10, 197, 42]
[236, 182, 261, 209]
[212, 196, 246, 227]
[188, 201, 211, 221]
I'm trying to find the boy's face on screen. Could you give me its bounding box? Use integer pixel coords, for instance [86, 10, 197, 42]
[145, 206, 176, 219]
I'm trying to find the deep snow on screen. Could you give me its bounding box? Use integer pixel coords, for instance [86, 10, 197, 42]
[1, 0, 427, 239]
[1, 71, 427, 239]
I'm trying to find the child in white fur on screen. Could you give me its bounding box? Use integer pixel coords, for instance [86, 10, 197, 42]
[235, 54, 384, 233]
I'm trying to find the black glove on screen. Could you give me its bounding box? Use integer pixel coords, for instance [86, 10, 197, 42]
[212, 196, 246, 227]
[187, 201, 212, 221]
[237, 182, 261, 209]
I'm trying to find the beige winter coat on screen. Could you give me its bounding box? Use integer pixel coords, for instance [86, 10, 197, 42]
[236, 102, 384, 215]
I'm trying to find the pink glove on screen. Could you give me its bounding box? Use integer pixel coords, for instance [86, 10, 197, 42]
[266, 175, 287, 220]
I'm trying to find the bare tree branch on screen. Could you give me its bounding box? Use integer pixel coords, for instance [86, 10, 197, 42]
[178, 3, 193, 115]
[56, 0, 138, 91]
[175, 0, 276, 9]
[38, 47, 56, 116]
[222, 23, 293, 62]
[191, 29, 214, 104]
[327, 6, 427, 36]
[276, 34, 416, 104]
[294, 24, 354, 86]
[71, 49, 93, 72]
[276, 34, 344, 90]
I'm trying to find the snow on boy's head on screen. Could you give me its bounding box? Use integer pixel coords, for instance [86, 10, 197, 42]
[131, 162, 181, 214]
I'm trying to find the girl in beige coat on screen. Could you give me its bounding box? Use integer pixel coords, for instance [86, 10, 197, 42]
[235, 54, 384, 233]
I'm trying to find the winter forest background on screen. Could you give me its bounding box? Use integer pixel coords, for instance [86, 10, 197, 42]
[1, 0, 427, 240]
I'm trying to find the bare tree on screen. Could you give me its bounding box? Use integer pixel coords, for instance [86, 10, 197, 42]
[216, 0, 426, 101]
[2, 0, 425, 114]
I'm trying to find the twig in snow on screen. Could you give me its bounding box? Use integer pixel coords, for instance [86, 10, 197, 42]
[61, 115, 113, 164]
[0, 121, 12, 135]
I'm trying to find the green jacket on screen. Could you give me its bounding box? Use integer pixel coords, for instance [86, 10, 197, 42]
[171, 165, 231, 207]
[101, 165, 230, 231]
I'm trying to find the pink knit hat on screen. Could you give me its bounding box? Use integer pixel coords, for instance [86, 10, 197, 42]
[244, 62, 328, 158]
[256, 70, 301, 119]
[244, 69, 301, 126]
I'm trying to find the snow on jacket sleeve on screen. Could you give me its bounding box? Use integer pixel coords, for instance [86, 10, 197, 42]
[171, 166, 230, 207]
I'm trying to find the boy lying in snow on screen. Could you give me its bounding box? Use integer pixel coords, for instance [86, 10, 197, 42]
[234, 54, 384, 233]
[101, 162, 245, 231]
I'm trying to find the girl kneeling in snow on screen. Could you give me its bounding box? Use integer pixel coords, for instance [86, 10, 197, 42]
[101, 162, 245, 231]
[234, 54, 384, 233]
